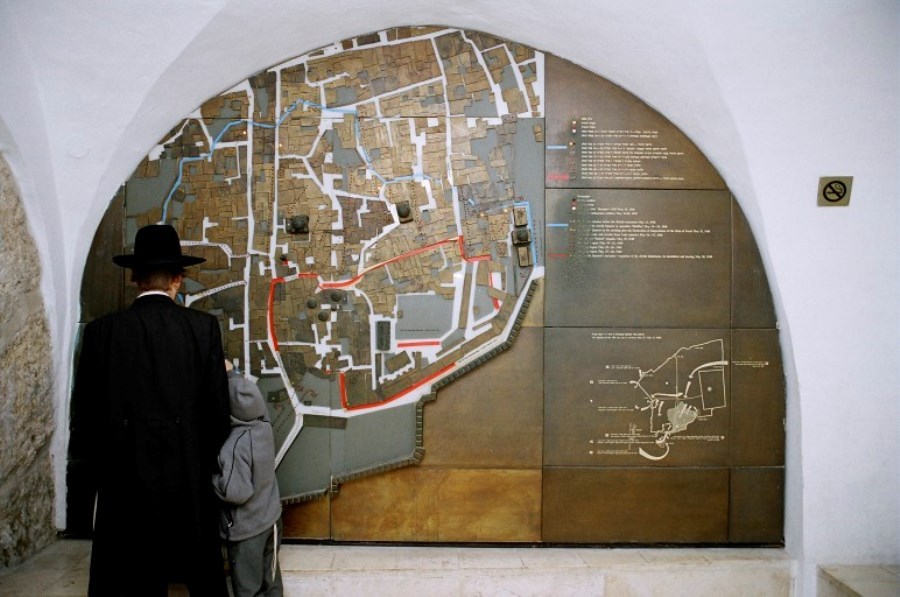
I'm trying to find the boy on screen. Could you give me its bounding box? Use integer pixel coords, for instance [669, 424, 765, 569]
[213, 361, 283, 596]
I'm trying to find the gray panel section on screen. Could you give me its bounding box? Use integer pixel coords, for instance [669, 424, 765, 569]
[396, 294, 453, 340]
[275, 426, 333, 499]
[124, 158, 179, 216]
[333, 402, 418, 476]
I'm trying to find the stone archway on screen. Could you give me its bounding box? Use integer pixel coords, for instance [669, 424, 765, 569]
[74, 26, 784, 545]
[0, 154, 55, 566]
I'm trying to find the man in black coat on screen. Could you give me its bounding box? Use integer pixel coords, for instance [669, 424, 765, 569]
[70, 224, 231, 596]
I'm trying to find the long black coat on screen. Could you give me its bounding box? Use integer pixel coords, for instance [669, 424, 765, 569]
[70, 294, 231, 595]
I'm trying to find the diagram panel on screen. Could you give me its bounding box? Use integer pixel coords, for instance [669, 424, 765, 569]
[545, 327, 731, 467]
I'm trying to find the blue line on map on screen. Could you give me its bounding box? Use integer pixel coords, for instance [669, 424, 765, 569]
[547, 222, 569, 228]
[546, 145, 568, 151]
[162, 97, 434, 222]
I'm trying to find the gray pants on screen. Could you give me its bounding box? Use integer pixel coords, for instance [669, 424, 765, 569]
[226, 518, 283, 597]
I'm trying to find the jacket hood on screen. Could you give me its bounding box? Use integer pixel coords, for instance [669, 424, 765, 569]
[228, 372, 268, 422]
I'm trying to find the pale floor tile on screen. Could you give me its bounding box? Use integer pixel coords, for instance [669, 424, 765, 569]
[576, 547, 649, 568]
[0, 539, 797, 597]
[0, 540, 90, 597]
[517, 547, 589, 569]
[278, 544, 338, 571]
[283, 571, 466, 596]
[701, 547, 792, 563]
[0, 566, 88, 597]
[283, 569, 606, 597]
[458, 547, 528, 569]
[822, 565, 900, 583]
[636, 547, 720, 565]
[327, 545, 403, 571]
[394, 547, 462, 571]
[465, 569, 605, 596]
[820, 565, 900, 597]
[605, 566, 793, 597]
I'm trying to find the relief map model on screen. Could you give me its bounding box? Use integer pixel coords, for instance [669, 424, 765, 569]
[100, 26, 785, 544]
[123, 27, 546, 500]
[100, 25, 785, 544]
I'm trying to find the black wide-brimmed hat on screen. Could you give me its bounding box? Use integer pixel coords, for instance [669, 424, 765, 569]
[112, 224, 205, 268]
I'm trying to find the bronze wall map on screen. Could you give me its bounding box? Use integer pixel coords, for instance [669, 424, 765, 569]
[75, 26, 784, 544]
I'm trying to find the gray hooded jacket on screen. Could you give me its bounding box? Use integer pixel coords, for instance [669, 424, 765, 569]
[212, 371, 282, 541]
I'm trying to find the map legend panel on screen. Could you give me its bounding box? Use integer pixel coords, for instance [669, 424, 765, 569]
[544, 189, 732, 328]
[544, 54, 725, 190]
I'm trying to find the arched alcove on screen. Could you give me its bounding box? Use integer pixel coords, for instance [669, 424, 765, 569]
[72, 26, 784, 545]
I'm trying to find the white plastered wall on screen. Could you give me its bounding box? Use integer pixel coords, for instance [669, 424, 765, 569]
[0, 1, 896, 594]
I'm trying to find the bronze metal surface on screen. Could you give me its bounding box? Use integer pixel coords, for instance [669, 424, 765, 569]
[542, 467, 729, 543]
[76, 30, 787, 545]
[520, 277, 544, 328]
[732, 198, 777, 328]
[544, 328, 731, 467]
[423, 327, 543, 469]
[729, 467, 784, 543]
[282, 497, 332, 540]
[80, 189, 125, 321]
[331, 466, 541, 542]
[730, 329, 786, 466]
[544, 189, 732, 328]
[545, 54, 725, 191]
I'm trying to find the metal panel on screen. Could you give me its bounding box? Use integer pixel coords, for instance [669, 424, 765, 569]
[423, 327, 543, 468]
[545, 328, 731, 467]
[730, 329, 786, 466]
[332, 467, 541, 542]
[544, 54, 725, 191]
[732, 198, 777, 328]
[75, 28, 787, 546]
[544, 189, 732, 328]
[80, 187, 125, 321]
[542, 467, 729, 543]
[729, 467, 784, 543]
[282, 497, 331, 540]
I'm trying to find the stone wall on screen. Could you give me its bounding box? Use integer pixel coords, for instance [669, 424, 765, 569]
[0, 155, 55, 568]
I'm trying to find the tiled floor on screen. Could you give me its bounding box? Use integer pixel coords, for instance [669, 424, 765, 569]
[818, 564, 900, 597]
[6, 539, 898, 596]
[0, 539, 799, 596]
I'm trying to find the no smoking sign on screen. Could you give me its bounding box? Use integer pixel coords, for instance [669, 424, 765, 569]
[817, 176, 853, 207]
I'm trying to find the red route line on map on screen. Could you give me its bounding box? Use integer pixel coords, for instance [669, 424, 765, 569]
[321, 237, 460, 290]
[397, 340, 442, 348]
[339, 363, 456, 412]
[268, 234, 497, 410]
[268, 276, 285, 352]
